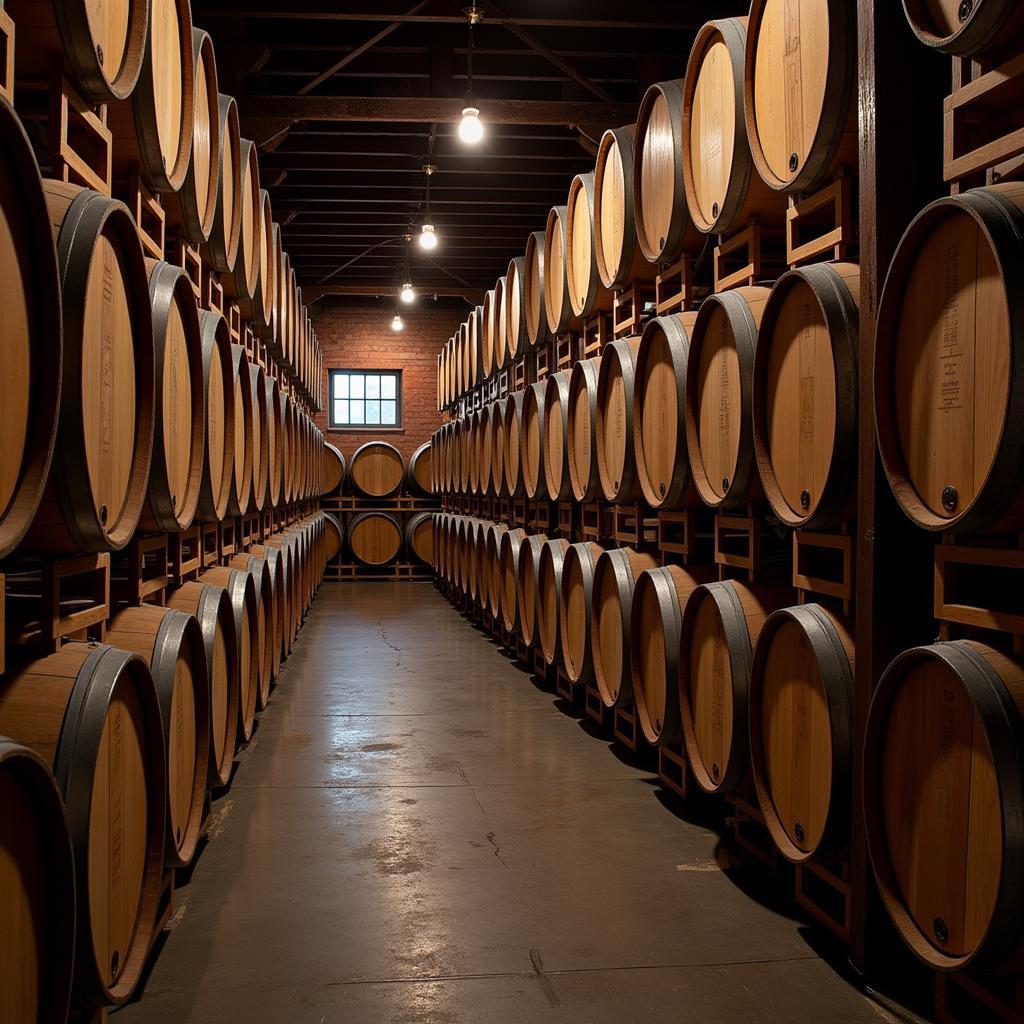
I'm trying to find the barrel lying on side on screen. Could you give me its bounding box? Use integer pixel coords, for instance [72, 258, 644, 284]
[348, 441, 405, 498]
[559, 541, 606, 685]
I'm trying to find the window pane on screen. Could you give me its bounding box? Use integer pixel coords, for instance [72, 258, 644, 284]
[381, 400, 396, 425]
[334, 374, 349, 399]
[333, 399, 349, 424]
[350, 400, 365, 424]
[350, 375, 364, 399]
[381, 375, 396, 399]
[366, 375, 380, 398]
[366, 399, 380, 424]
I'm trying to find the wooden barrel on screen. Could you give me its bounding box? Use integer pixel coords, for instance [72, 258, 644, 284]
[543, 205, 578, 335]
[245, 188, 274, 332]
[503, 391, 526, 497]
[226, 343, 253, 517]
[505, 256, 530, 361]
[537, 538, 571, 666]
[864, 640, 1024, 971]
[322, 511, 344, 562]
[481, 288, 496, 380]
[875, 185, 1024, 532]
[263, 376, 282, 509]
[634, 80, 703, 265]
[524, 230, 554, 348]
[566, 172, 613, 319]
[466, 518, 484, 603]
[901, 0, 1024, 54]
[198, 566, 258, 744]
[459, 414, 473, 495]
[269, 222, 286, 354]
[0, 98, 63, 559]
[0, 738, 74, 1024]
[109, 0, 195, 194]
[593, 125, 654, 290]
[559, 541, 606, 685]
[349, 512, 402, 566]
[407, 442, 432, 497]
[254, 537, 293, 657]
[484, 523, 509, 616]
[225, 139, 261, 304]
[498, 527, 528, 632]
[229, 554, 274, 705]
[679, 579, 787, 793]
[521, 381, 547, 499]
[165, 28, 220, 245]
[516, 532, 548, 646]
[682, 18, 781, 236]
[685, 286, 772, 509]
[629, 565, 712, 746]
[744, 0, 858, 193]
[492, 276, 508, 370]
[0, 643, 165, 1007]
[455, 517, 471, 594]
[474, 406, 490, 496]
[347, 441, 404, 498]
[23, 183, 154, 554]
[592, 547, 658, 709]
[204, 93, 242, 274]
[194, 311, 234, 522]
[567, 357, 602, 502]
[633, 312, 699, 509]
[542, 371, 573, 501]
[6, 0, 148, 102]
[138, 259, 204, 533]
[323, 443, 345, 496]
[595, 337, 642, 504]
[749, 603, 854, 864]
[491, 403, 507, 498]
[753, 262, 860, 528]
[106, 606, 209, 868]
[405, 512, 434, 565]
[167, 581, 238, 789]
[247, 362, 269, 512]
[467, 305, 481, 387]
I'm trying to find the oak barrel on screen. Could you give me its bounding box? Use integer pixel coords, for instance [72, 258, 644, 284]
[225, 343, 253, 517]
[542, 371, 573, 501]
[0, 737, 75, 1024]
[565, 171, 612, 318]
[166, 581, 238, 789]
[629, 565, 713, 746]
[520, 382, 547, 499]
[406, 442, 432, 496]
[596, 337, 642, 504]
[138, 259, 205, 533]
[559, 541, 606, 685]
[106, 605, 209, 868]
[250, 189, 275, 333]
[567, 357, 603, 502]
[524, 230, 554, 348]
[744, 0, 858, 193]
[505, 256, 530, 361]
[864, 640, 1024, 971]
[484, 523, 509, 617]
[195, 311, 235, 522]
[490, 401, 507, 498]
[874, 185, 1024, 532]
[0, 97, 62, 559]
[749, 603, 854, 863]
[349, 512, 402, 566]
[516, 532, 549, 646]
[503, 390, 526, 498]
[492, 276, 508, 370]
[0, 643, 165, 1007]
[405, 512, 434, 566]
[24, 183, 155, 554]
[753, 262, 860, 528]
[537, 538, 571, 666]
[347, 441, 404, 498]
[203, 93, 242, 274]
[224, 138, 261, 303]
[685, 286, 772, 509]
[634, 79, 703, 265]
[498, 527, 528, 633]
[322, 511, 344, 562]
[263, 375, 282, 509]
[592, 547, 658, 709]
[228, 554, 274, 706]
[679, 579, 787, 793]
[246, 362, 270, 513]
[543, 205, 578, 335]
[901, 0, 1024, 56]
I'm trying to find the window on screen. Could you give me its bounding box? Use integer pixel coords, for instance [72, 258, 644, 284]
[329, 369, 402, 430]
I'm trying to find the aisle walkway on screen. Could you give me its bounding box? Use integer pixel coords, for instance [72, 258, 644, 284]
[119, 583, 884, 1024]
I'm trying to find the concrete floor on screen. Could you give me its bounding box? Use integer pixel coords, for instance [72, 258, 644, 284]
[117, 583, 887, 1024]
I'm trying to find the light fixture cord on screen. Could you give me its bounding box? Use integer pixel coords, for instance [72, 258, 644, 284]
[466, 15, 474, 104]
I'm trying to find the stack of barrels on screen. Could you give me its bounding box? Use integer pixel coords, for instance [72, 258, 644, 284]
[0, 2, 331, 1017]
[320, 440, 435, 569]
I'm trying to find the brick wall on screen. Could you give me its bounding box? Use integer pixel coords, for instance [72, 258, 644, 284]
[312, 300, 463, 461]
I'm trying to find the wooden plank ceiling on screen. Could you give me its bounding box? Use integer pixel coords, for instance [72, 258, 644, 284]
[196, 0, 735, 303]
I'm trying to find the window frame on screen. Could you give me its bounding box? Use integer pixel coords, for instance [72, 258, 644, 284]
[327, 368, 404, 432]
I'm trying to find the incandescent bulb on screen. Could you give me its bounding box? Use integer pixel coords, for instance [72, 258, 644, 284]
[458, 106, 484, 144]
[419, 223, 438, 250]
[391, 314, 404, 332]
[400, 282, 416, 304]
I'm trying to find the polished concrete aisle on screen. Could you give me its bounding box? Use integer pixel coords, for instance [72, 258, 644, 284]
[119, 583, 885, 1024]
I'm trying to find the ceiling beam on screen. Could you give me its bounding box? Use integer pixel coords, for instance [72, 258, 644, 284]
[240, 94, 636, 126]
[306, 284, 485, 304]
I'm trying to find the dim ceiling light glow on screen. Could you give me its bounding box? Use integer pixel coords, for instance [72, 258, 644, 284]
[458, 106, 484, 145]
[399, 281, 416, 304]
[419, 223, 438, 250]
[391, 313, 404, 332]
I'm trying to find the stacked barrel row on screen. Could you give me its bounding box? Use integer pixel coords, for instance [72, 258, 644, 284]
[0, 0, 326, 566]
[319, 440, 435, 569]
[0, 511, 331, 1020]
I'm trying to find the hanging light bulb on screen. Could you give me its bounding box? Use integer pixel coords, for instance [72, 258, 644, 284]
[458, 106, 484, 145]
[419, 223, 438, 250]
[399, 281, 416, 304]
[391, 313, 405, 332]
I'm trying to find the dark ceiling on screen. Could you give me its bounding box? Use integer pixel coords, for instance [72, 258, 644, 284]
[194, 1, 738, 303]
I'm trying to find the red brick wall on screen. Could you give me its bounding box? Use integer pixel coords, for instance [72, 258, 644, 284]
[312, 301, 462, 461]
